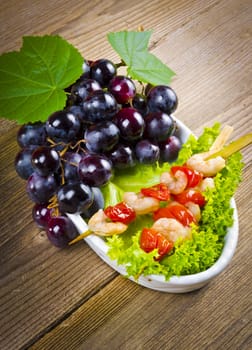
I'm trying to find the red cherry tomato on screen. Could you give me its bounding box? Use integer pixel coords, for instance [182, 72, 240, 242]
[140, 183, 170, 201]
[140, 228, 173, 260]
[153, 203, 195, 226]
[171, 166, 203, 188]
[173, 189, 206, 207]
[155, 233, 174, 259]
[104, 202, 136, 225]
[139, 228, 157, 253]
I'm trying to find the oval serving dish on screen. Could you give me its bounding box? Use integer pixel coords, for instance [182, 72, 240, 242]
[68, 118, 239, 293]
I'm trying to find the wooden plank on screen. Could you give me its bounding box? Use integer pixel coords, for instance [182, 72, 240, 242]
[30, 253, 251, 350]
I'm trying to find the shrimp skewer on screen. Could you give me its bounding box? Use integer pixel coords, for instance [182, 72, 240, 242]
[71, 192, 160, 243]
[71, 169, 210, 243]
[71, 172, 205, 243]
[69, 126, 251, 254]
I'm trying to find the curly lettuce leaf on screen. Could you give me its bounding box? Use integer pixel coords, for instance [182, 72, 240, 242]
[195, 122, 221, 153]
[107, 231, 164, 278]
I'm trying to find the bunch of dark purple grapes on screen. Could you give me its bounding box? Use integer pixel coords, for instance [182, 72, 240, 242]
[15, 58, 182, 248]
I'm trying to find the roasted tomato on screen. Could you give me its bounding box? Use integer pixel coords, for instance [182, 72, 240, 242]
[140, 227, 173, 260]
[104, 202, 136, 225]
[140, 183, 170, 201]
[173, 189, 206, 207]
[153, 203, 196, 226]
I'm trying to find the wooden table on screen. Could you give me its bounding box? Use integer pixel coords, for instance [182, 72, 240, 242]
[0, 1, 251, 349]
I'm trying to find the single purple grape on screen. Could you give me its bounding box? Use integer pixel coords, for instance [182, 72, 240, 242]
[78, 154, 113, 187]
[15, 147, 36, 180]
[57, 181, 93, 214]
[46, 110, 81, 142]
[70, 78, 101, 104]
[109, 144, 136, 169]
[31, 146, 60, 176]
[114, 107, 145, 141]
[132, 93, 148, 116]
[90, 59, 117, 87]
[17, 122, 47, 148]
[46, 216, 78, 248]
[144, 112, 176, 142]
[159, 135, 182, 163]
[26, 172, 59, 204]
[82, 90, 118, 123]
[147, 85, 178, 114]
[135, 139, 160, 164]
[84, 121, 120, 153]
[62, 152, 83, 183]
[32, 203, 53, 229]
[108, 75, 136, 104]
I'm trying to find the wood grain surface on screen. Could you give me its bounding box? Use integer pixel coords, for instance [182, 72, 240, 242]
[0, 0, 251, 349]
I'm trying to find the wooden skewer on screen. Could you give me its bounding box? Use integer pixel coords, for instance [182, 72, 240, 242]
[206, 132, 252, 160]
[68, 229, 92, 245]
[209, 125, 234, 152]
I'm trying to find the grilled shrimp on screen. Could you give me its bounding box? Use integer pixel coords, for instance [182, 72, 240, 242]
[152, 218, 192, 243]
[160, 170, 187, 194]
[123, 192, 160, 215]
[186, 154, 225, 177]
[88, 209, 128, 236]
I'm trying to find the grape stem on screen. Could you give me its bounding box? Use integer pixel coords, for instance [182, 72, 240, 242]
[206, 132, 252, 160]
[115, 60, 126, 68]
[47, 194, 59, 216]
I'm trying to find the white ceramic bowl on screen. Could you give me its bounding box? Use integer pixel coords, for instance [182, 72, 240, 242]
[68, 118, 239, 293]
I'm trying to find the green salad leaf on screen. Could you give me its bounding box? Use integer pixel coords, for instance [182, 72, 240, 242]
[104, 125, 244, 280]
[107, 30, 176, 85]
[0, 35, 83, 123]
[111, 163, 165, 194]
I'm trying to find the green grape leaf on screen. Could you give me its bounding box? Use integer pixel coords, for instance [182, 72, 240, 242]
[127, 51, 176, 85]
[0, 35, 83, 124]
[107, 30, 176, 85]
[107, 30, 152, 65]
